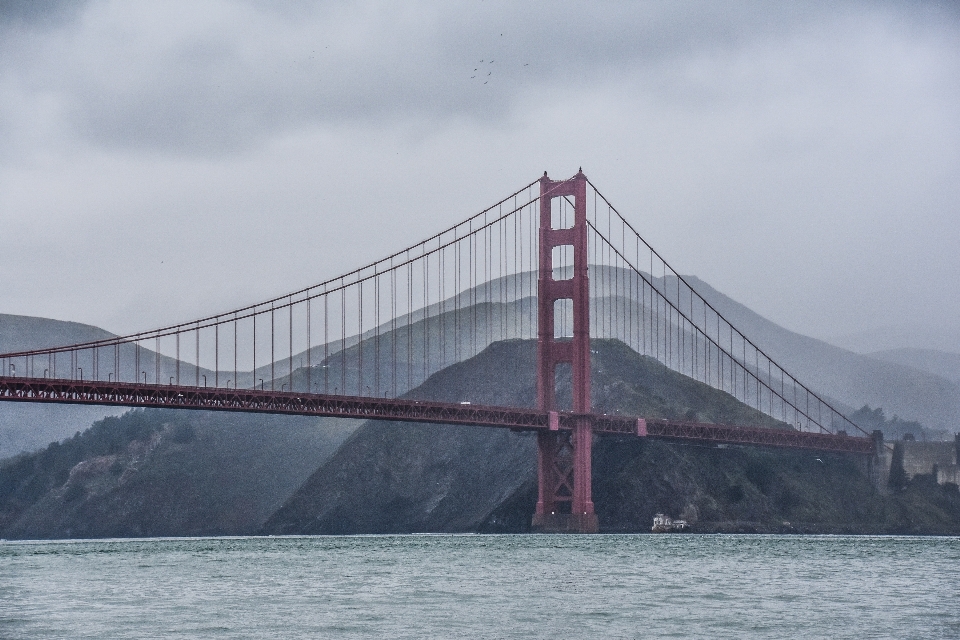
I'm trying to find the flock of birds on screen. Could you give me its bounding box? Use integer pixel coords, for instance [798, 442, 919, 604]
[470, 59, 529, 85]
[470, 59, 495, 84]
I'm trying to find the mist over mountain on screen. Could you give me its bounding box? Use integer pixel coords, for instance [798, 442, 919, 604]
[250, 268, 960, 438]
[3, 268, 958, 460]
[0, 314, 115, 352]
[678, 276, 960, 437]
[0, 314, 126, 457]
[868, 348, 960, 387]
[824, 324, 960, 355]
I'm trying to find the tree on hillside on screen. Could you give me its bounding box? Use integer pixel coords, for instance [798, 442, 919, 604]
[852, 405, 928, 441]
[852, 405, 886, 432]
[888, 442, 908, 492]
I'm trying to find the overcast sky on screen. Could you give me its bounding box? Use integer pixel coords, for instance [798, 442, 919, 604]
[1, 0, 958, 352]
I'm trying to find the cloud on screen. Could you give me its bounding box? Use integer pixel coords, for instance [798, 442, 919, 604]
[0, 0, 958, 347]
[0, 0, 89, 27]
[7, 1, 940, 155]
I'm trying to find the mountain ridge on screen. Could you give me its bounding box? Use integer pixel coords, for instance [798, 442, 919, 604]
[3, 269, 957, 461]
[868, 347, 960, 386]
[681, 276, 960, 436]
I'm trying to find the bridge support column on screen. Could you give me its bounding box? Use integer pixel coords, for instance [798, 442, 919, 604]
[532, 170, 598, 534]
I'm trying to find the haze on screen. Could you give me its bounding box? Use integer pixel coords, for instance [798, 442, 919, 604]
[1, 1, 958, 353]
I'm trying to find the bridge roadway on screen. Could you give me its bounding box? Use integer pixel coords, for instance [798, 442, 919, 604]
[0, 376, 876, 456]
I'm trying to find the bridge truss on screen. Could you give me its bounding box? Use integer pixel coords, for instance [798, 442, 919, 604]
[0, 377, 874, 455]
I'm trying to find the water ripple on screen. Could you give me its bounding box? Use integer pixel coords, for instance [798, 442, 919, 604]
[1, 534, 958, 639]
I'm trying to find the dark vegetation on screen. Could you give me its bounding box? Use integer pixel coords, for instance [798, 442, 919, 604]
[0, 410, 160, 530]
[850, 405, 929, 441]
[262, 339, 786, 535]
[888, 442, 909, 492]
[483, 437, 960, 535]
[0, 409, 354, 538]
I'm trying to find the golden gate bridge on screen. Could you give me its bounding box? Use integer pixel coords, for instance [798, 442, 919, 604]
[0, 170, 878, 533]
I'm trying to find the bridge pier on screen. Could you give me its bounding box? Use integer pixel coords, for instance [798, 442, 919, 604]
[532, 170, 598, 534]
[532, 418, 598, 533]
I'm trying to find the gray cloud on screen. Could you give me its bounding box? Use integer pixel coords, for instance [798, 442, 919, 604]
[0, 0, 88, 27]
[0, 0, 958, 351]
[7, 1, 932, 154]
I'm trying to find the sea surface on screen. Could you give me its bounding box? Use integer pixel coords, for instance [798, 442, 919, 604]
[2, 534, 958, 639]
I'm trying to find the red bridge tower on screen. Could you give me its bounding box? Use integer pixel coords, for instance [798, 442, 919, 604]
[532, 170, 598, 533]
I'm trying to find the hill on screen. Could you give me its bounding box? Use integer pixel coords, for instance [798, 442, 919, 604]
[0, 313, 115, 352]
[825, 323, 960, 355]
[868, 348, 960, 386]
[263, 339, 960, 535]
[302, 268, 960, 437]
[0, 409, 355, 539]
[4, 268, 957, 459]
[2, 338, 957, 539]
[678, 276, 960, 437]
[0, 314, 126, 458]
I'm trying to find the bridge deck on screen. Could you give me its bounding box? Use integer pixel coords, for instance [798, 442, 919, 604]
[0, 376, 875, 455]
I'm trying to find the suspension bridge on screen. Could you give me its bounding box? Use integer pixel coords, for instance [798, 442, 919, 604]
[0, 170, 878, 533]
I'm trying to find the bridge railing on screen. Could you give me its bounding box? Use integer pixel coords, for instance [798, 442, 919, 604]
[0, 374, 874, 456]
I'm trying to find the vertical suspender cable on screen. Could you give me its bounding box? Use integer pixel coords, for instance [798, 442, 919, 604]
[270, 305, 275, 391]
[289, 297, 294, 392]
[424, 253, 429, 385]
[358, 281, 363, 395]
[307, 295, 312, 394]
[470, 229, 476, 358]
[391, 265, 396, 397]
[324, 293, 329, 394]
[407, 258, 413, 392]
[440, 246, 445, 369]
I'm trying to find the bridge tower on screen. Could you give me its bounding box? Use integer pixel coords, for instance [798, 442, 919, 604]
[532, 170, 598, 533]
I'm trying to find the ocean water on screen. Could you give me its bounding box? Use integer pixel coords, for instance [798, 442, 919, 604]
[1, 534, 958, 639]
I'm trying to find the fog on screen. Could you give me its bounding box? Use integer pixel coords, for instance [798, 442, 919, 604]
[1, 1, 958, 352]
